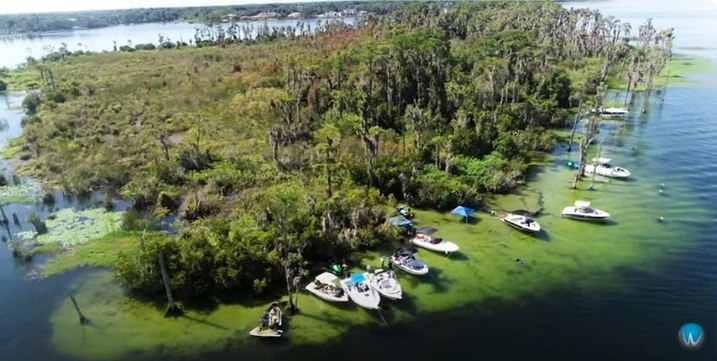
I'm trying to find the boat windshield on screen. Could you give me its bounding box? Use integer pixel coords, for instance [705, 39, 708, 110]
[577, 207, 595, 213]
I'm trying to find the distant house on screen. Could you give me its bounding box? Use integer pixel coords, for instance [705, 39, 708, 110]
[318, 9, 365, 18]
[243, 11, 280, 21]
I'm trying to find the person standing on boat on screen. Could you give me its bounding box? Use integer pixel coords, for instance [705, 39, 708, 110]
[380, 256, 385, 268]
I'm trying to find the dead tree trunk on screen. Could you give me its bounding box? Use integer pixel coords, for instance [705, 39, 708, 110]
[572, 116, 597, 189]
[568, 99, 584, 152]
[69, 295, 90, 325]
[158, 252, 182, 318]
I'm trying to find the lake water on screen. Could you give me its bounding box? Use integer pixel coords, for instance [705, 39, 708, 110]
[0, 18, 354, 69]
[2, 1, 717, 360]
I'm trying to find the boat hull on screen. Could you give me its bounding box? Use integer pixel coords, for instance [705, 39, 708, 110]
[368, 270, 402, 300]
[584, 164, 631, 178]
[250, 308, 282, 337]
[305, 284, 349, 302]
[249, 328, 283, 338]
[409, 238, 460, 254]
[500, 214, 541, 233]
[390, 256, 429, 275]
[340, 279, 381, 310]
[560, 210, 610, 221]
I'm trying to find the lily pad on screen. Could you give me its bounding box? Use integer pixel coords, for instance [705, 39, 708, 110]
[0, 179, 42, 204]
[36, 207, 124, 247]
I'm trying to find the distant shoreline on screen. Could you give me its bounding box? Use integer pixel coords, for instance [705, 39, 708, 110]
[0, 1, 375, 36]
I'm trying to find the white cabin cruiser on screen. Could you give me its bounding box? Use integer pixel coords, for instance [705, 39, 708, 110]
[340, 273, 381, 310]
[409, 227, 459, 254]
[500, 213, 541, 233]
[584, 158, 631, 178]
[560, 201, 610, 221]
[305, 272, 349, 303]
[366, 269, 402, 300]
[390, 247, 429, 276]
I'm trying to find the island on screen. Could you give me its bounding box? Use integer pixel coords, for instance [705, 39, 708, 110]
[0, 0, 679, 351]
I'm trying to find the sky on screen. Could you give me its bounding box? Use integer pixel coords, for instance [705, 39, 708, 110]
[0, 0, 326, 15]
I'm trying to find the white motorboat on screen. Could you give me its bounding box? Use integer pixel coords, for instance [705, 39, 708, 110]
[249, 303, 283, 338]
[390, 248, 429, 276]
[305, 272, 349, 303]
[500, 213, 541, 233]
[584, 157, 631, 178]
[560, 201, 610, 221]
[588, 107, 629, 117]
[340, 273, 381, 310]
[366, 269, 402, 300]
[409, 227, 459, 254]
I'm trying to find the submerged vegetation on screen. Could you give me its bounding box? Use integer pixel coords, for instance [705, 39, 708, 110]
[3, 2, 676, 304]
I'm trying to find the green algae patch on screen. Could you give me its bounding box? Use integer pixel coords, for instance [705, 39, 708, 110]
[49, 148, 705, 360]
[36, 207, 124, 247]
[39, 231, 142, 277]
[609, 54, 717, 90]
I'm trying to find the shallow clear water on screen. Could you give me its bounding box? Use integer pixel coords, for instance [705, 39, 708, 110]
[2, 1, 717, 361]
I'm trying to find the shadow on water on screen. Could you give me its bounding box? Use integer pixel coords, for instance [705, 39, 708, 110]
[186, 268, 717, 361]
[400, 266, 447, 295]
[180, 314, 230, 331]
[534, 230, 551, 242]
[446, 251, 468, 261]
[382, 292, 418, 317]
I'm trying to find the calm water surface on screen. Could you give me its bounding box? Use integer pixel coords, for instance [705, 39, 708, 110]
[2, 1, 717, 360]
[0, 18, 352, 69]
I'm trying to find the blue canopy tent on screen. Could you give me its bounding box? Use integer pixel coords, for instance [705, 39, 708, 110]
[451, 205, 475, 223]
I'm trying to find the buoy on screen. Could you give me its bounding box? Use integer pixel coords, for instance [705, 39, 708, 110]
[658, 216, 665, 222]
[659, 189, 664, 195]
[660, 183, 665, 188]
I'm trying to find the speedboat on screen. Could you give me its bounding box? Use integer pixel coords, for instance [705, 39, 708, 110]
[390, 247, 429, 276]
[560, 201, 610, 221]
[584, 158, 631, 178]
[500, 213, 541, 233]
[588, 107, 629, 117]
[305, 272, 349, 303]
[339, 273, 381, 310]
[249, 303, 283, 337]
[366, 269, 402, 300]
[409, 226, 459, 254]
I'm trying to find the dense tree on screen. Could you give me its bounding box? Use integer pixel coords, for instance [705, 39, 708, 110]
[8, 1, 673, 300]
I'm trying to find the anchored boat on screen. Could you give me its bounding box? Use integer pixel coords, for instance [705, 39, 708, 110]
[584, 157, 631, 178]
[500, 213, 541, 233]
[560, 201, 610, 221]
